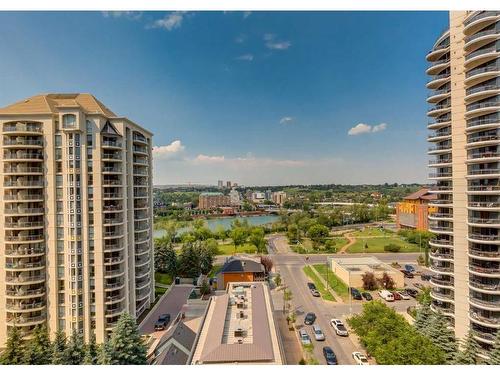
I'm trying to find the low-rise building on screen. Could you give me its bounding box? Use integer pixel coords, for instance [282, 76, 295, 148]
[198, 192, 231, 210]
[272, 191, 287, 206]
[252, 191, 265, 203]
[328, 256, 404, 289]
[190, 282, 283, 365]
[229, 189, 241, 206]
[216, 256, 266, 290]
[396, 187, 437, 230]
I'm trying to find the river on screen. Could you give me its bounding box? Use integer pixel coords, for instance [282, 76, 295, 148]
[153, 214, 280, 239]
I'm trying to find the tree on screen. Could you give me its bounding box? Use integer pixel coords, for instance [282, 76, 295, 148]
[64, 329, 85, 365]
[0, 326, 25, 365]
[249, 227, 266, 253]
[283, 288, 293, 313]
[274, 273, 282, 287]
[362, 271, 377, 290]
[107, 313, 147, 365]
[425, 313, 457, 363]
[177, 242, 200, 278]
[414, 304, 433, 333]
[230, 226, 248, 253]
[260, 255, 274, 274]
[454, 330, 481, 364]
[487, 329, 500, 365]
[83, 333, 99, 365]
[154, 237, 173, 273]
[307, 224, 329, 242]
[377, 272, 395, 290]
[287, 224, 300, 243]
[199, 242, 214, 275]
[205, 238, 219, 256]
[23, 324, 52, 364]
[384, 243, 401, 253]
[97, 342, 112, 365]
[51, 330, 67, 365]
[214, 225, 228, 241]
[417, 287, 432, 306]
[200, 280, 211, 295]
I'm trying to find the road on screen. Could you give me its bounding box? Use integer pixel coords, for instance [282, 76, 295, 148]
[139, 285, 193, 335]
[267, 234, 424, 365]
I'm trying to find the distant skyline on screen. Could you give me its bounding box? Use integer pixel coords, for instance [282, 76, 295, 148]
[0, 11, 448, 185]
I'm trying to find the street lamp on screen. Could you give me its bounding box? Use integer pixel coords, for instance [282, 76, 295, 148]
[348, 269, 352, 315]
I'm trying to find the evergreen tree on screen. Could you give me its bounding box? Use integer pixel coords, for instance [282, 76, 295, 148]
[414, 304, 433, 334]
[23, 324, 52, 364]
[486, 329, 500, 365]
[83, 333, 99, 365]
[51, 330, 67, 365]
[454, 330, 481, 364]
[154, 237, 172, 273]
[97, 342, 112, 365]
[199, 242, 214, 275]
[107, 313, 147, 365]
[177, 242, 200, 278]
[425, 313, 457, 363]
[0, 326, 25, 365]
[64, 329, 85, 365]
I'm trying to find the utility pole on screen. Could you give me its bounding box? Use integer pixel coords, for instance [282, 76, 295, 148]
[348, 271, 352, 315]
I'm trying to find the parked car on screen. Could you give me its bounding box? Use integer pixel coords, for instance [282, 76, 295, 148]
[351, 288, 362, 300]
[405, 288, 419, 298]
[361, 292, 373, 301]
[307, 282, 317, 290]
[312, 324, 325, 341]
[414, 283, 425, 290]
[392, 291, 402, 301]
[395, 291, 410, 300]
[352, 351, 370, 365]
[323, 346, 338, 365]
[404, 264, 416, 273]
[310, 289, 321, 297]
[378, 290, 395, 302]
[154, 313, 171, 331]
[330, 319, 349, 336]
[299, 329, 312, 345]
[304, 312, 316, 325]
[421, 274, 432, 281]
[401, 270, 414, 278]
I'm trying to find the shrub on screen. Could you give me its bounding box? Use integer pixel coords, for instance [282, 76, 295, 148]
[377, 272, 396, 290]
[362, 271, 378, 290]
[384, 243, 401, 252]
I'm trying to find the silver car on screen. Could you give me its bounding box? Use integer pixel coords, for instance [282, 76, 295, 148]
[299, 329, 312, 345]
[312, 324, 325, 341]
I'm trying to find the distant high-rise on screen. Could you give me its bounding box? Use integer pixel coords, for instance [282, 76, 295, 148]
[426, 11, 500, 358]
[217, 180, 224, 189]
[0, 94, 154, 345]
[226, 181, 232, 189]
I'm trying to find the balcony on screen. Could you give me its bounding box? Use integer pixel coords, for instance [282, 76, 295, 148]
[103, 217, 123, 225]
[468, 217, 500, 225]
[103, 192, 123, 200]
[468, 201, 500, 210]
[3, 151, 43, 161]
[429, 173, 453, 180]
[426, 39, 450, 62]
[103, 204, 123, 212]
[466, 83, 500, 102]
[470, 297, 500, 311]
[4, 166, 43, 174]
[133, 133, 148, 144]
[5, 287, 45, 298]
[428, 212, 453, 219]
[430, 198, 453, 205]
[468, 134, 499, 145]
[429, 158, 452, 166]
[430, 304, 454, 316]
[465, 64, 500, 83]
[467, 151, 500, 162]
[6, 314, 46, 326]
[5, 261, 44, 270]
[428, 144, 452, 154]
[429, 224, 453, 234]
[4, 221, 44, 229]
[102, 140, 122, 148]
[430, 263, 454, 274]
[465, 28, 500, 47]
[427, 103, 451, 117]
[4, 179, 44, 188]
[105, 281, 125, 291]
[428, 185, 453, 194]
[133, 145, 148, 155]
[468, 233, 500, 243]
[469, 280, 500, 293]
[472, 329, 497, 343]
[105, 294, 125, 304]
[5, 234, 44, 243]
[465, 46, 499, 64]
[469, 264, 500, 275]
[3, 123, 42, 134]
[5, 274, 46, 284]
[464, 11, 500, 33]
[430, 290, 455, 302]
[469, 248, 500, 259]
[3, 138, 43, 147]
[103, 230, 124, 239]
[427, 87, 451, 104]
[6, 301, 45, 312]
[429, 238, 454, 248]
[430, 251, 454, 260]
[467, 117, 500, 131]
[104, 243, 123, 252]
[467, 168, 500, 177]
[469, 312, 500, 328]
[104, 256, 124, 266]
[104, 268, 125, 278]
[428, 129, 452, 142]
[5, 246, 45, 256]
[426, 72, 451, 89]
[102, 166, 122, 174]
[102, 152, 122, 161]
[105, 305, 126, 317]
[467, 185, 500, 194]
[430, 276, 454, 287]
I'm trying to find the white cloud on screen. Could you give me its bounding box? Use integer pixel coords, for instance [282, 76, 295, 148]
[191, 153, 304, 168]
[152, 140, 185, 159]
[151, 12, 185, 31]
[102, 11, 142, 20]
[264, 33, 291, 50]
[348, 123, 388, 136]
[243, 11, 252, 19]
[193, 154, 226, 163]
[279, 116, 294, 125]
[236, 54, 254, 61]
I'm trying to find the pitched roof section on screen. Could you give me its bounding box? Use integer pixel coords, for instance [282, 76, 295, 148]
[403, 187, 436, 201]
[0, 93, 116, 117]
[219, 257, 265, 274]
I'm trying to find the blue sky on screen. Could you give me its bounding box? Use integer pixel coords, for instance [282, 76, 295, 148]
[0, 11, 448, 185]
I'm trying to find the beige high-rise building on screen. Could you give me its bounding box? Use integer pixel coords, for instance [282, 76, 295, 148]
[426, 11, 499, 357]
[0, 94, 154, 346]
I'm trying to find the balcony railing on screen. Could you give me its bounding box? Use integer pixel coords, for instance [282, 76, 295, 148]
[5, 261, 44, 269]
[4, 167, 43, 173]
[3, 139, 43, 146]
[429, 173, 452, 179]
[430, 238, 453, 246]
[469, 249, 500, 258]
[4, 194, 44, 201]
[428, 130, 452, 139]
[466, 64, 500, 79]
[6, 314, 46, 325]
[5, 274, 46, 283]
[468, 233, 500, 241]
[468, 185, 500, 192]
[429, 158, 452, 165]
[6, 235, 44, 242]
[466, 28, 500, 43]
[468, 152, 500, 160]
[3, 124, 42, 133]
[469, 280, 500, 291]
[468, 201, 500, 208]
[470, 297, 500, 307]
[467, 169, 500, 176]
[464, 11, 500, 26]
[431, 277, 454, 286]
[469, 264, 500, 274]
[4, 221, 44, 229]
[467, 117, 500, 128]
[468, 217, 500, 224]
[466, 46, 499, 61]
[467, 83, 500, 96]
[102, 141, 122, 148]
[430, 264, 454, 273]
[468, 134, 499, 143]
[5, 287, 45, 297]
[6, 301, 45, 311]
[5, 247, 45, 256]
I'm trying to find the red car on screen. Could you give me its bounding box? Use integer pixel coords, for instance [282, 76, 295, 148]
[392, 292, 402, 301]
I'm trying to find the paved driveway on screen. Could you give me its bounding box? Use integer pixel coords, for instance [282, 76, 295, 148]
[139, 285, 193, 335]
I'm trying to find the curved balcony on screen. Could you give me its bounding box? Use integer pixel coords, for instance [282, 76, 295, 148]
[466, 169, 500, 179]
[133, 133, 148, 145]
[429, 224, 453, 235]
[104, 268, 125, 278]
[5, 287, 45, 298]
[472, 329, 497, 343]
[465, 64, 500, 85]
[430, 276, 454, 288]
[467, 151, 500, 164]
[468, 233, 500, 244]
[469, 280, 500, 294]
[133, 145, 148, 155]
[6, 301, 45, 312]
[102, 152, 122, 161]
[430, 251, 454, 261]
[468, 217, 500, 228]
[466, 117, 500, 132]
[104, 256, 124, 266]
[465, 29, 500, 51]
[4, 194, 44, 202]
[469, 312, 500, 329]
[465, 46, 500, 68]
[467, 185, 500, 195]
[464, 11, 500, 35]
[102, 204, 123, 213]
[428, 129, 452, 142]
[136, 277, 151, 289]
[5, 246, 45, 257]
[466, 102, 500, 121]
[136, 288, 151, 301]
[104, 281, 125, 291]
[3, 123, 43, 135]
[3, 166, 43, 175]
[469, 248, 500, 260]
[428, 144, 452, 155]
[135, 245, 150, 256]
[105, 305, 126, 318]
[466, 83, 500, 103]
[427, 103, 451, 117]
[5, 261, 45, 271]
[6, 314, 46, 327]
[102, 192, 123, 200]
[5, 234, 44, 243]
[430, 304, 455, 317]
[102, 179, 122, 187]
[430, 290, 455, 303]
[470, 297, 500, 311]
[429, 238, 454, 249]
[468, 201, 500, 211]
[469, 264, 500, 276]
[102, 166, 122, 174]
[5, 274, 46, 285]
[426, 42, 450, 62]
[426, 58, 450, 75]
[430, 263, 454, 275]
[4, 180, 44, 189]
[135, 255, 150, 268]
[428, 185, 453, 194]
[429, 198, 453, 207]
[102, 140, 122, 149]
[105, 294, 125, 304]
[428, 211, 453, 220]
[3, 138, 43, 148]
[467, 134, 499, 146]
[429, 158, 452, 167]
[426, 72, 451, 89]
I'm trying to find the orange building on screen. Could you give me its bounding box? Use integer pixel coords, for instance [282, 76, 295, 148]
[216, 257, 266, 289]
[396, 188, 437, 230]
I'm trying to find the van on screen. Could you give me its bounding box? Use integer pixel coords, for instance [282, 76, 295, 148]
[378, 290, 394, 302]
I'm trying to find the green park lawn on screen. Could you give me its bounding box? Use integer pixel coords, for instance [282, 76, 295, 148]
[291, 237, 349, 254]
[302, 266, 336, 302]
[350, 227, 394, 237]
[154, 286, 168, 299]
[155, 272, 173, 286]
[217, 242, 260, 255]
[346, 236, 421, 253]
[312, 264, 349, 300]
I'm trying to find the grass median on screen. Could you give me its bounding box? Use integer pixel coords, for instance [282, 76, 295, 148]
[312, 264, 349, 300]
[302, 265, 336, 302]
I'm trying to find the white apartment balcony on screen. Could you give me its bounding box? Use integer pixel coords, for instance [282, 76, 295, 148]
[426, 58, 450, 75]
[135, 244, 150, 256]
[469, 312, 500, 329]
[102, 204, 123, 213]
[427, 103, 451, 117]
[467, 185, 500, 195]
[470, 298, 500, 313]
[3, 138, 43, 148]
[6, 314, 46, 327]
[429, 238, 454, 249]
[472, 329, 497, 344]
[428, 211, 453, 220]
[104, 281, 125, 292]
[430, 250, 454, 262]
[3, 166, 43, 175]
[466, 168, 500, 179]
[467, 133, 500, 146]
[426, 40, 450, 62]
[428, 144, 452, 155]
[428, 185, 453, 194]
[468, 217, 500, 228]
[103, 230, 124, 240]
[135, 277, 151, 290]
[430, 276, 455, 289]
[3, 123, 43, 135]
[4, 193, 44, 202]
[468, 233, 500, 244]
[465, 46, 500, 69]
[428, 158, 452, 167]
[426, 73, 451, 89]
[104, 256, 124, 266]
[5, 234, 44, 243]
[429, 223, 454, 235]
[469, 264, 500, 276]
[468, 201, 500, 211]
[466, 83, 500, 103]
[136, 288, 151, 301]
[102, 152, 122, 161]
[3, 151, 43, 161]
[469, 280, 500, 294]
[104, 242, 124, 252]
[465, 29, 500, 51]
[5, 246, 45, 257]
[102, 166, 122, 174]
[104, 268, 125, 278]
[428, 128, 452, 142]
[464, 11, 500, 35]
[465, 64, 500, 86]
[430, 290, 455, 303]
[102, 140, 122, 149]
[5, 274, 45, 285]
[105, 294, 125, 304]
[133, 145, 148, 155]
[5, 301, 45, 313]
[5, 261, 45, 271]
[4, 220, 44, 230]
[429, 198, 453, 207]
[427, 88, 451, 104]
[430, 263, 454, 276]
[135, 254, 150, 268]
[102, 178, 122, 187]
[5, 287, 45, 299]
[467, 151, 500, 164]
[4, 179, 44, 188]
[430, 304, 455, 317]
[427, 117, 451, 130]
[105, 305, 126, 318]
[103, 217, 124, 226]
[466, 117, 500, 132]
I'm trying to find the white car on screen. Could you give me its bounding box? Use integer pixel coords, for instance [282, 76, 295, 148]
[312, 324, 325, 341]
[395, 291, 410, 300]
[352, 351, 370, 365]
[299, 329, 311, 345]
[378, 290, 394, 302]
[330, 319, 349, 336]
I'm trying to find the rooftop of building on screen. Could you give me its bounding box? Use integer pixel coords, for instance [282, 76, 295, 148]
[191, 282, 282, 365]
[218, 256, 265, 274]
[330, 256, 398, 274]
[200, 192, 225, 196]
[403, 187, 437, 201]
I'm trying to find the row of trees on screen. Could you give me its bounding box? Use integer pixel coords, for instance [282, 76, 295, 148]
[0, 313, 147, 365]
[361, 271, 396, 290]
[414, 303, 500, 364]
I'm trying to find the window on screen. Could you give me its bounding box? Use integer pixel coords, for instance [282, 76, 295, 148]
[62, 114, 77, 128]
